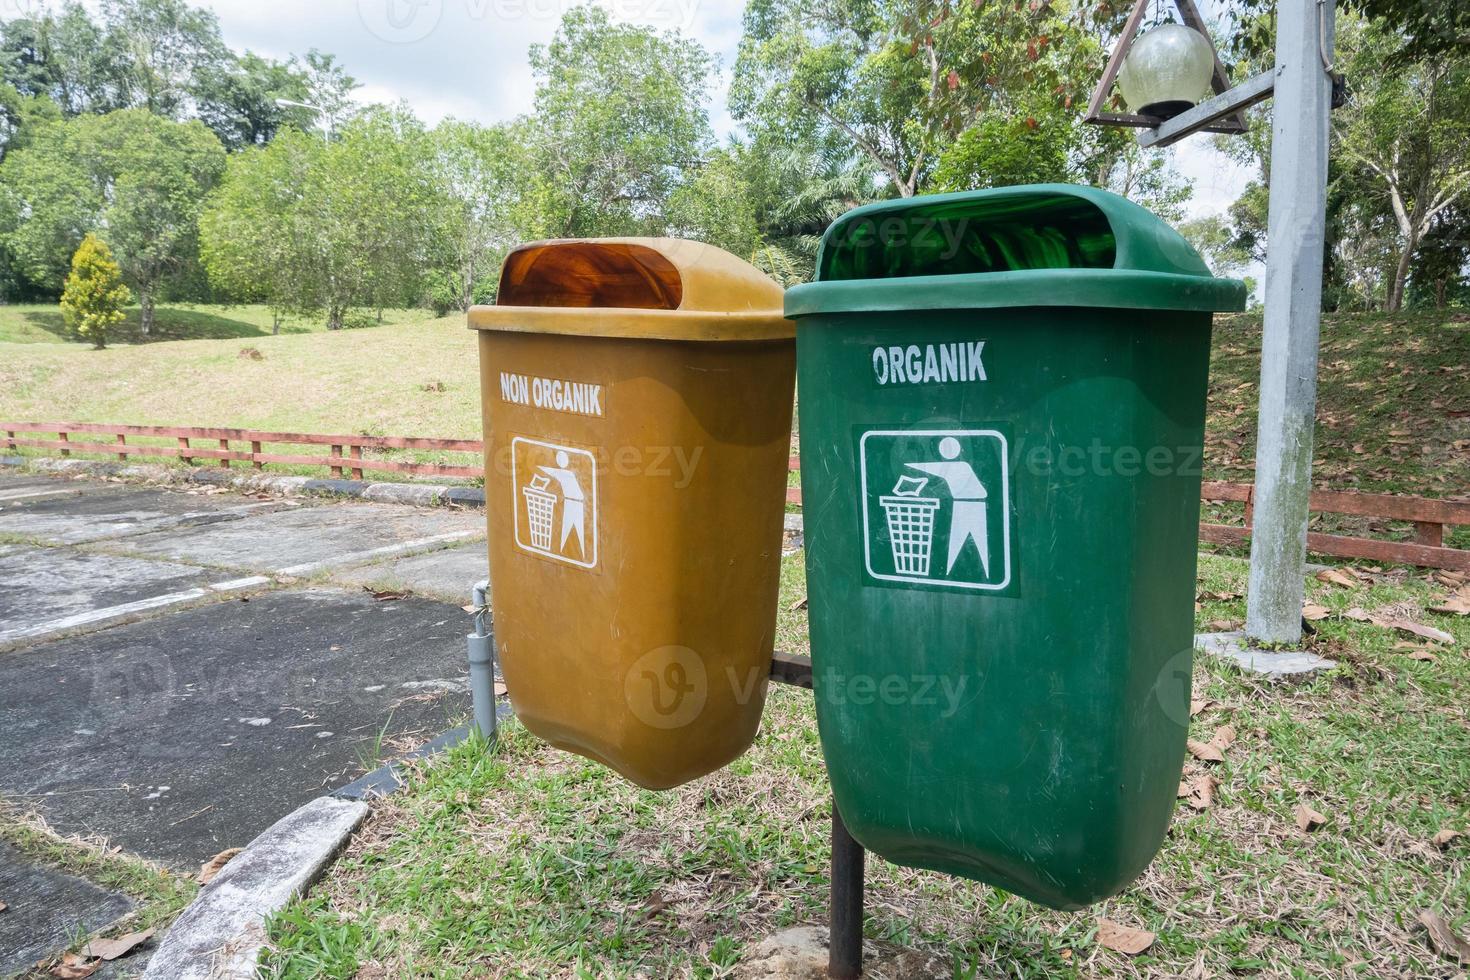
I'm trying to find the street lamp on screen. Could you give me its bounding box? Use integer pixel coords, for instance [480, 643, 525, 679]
[275, 98, 334, 141]
[1116, 24, 1216, 119]
[1086, 0, 1342, 647]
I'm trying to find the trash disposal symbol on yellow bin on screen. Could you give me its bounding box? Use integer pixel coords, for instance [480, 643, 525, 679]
[512, 438, 596, 567]
[470, 238, 795, 790]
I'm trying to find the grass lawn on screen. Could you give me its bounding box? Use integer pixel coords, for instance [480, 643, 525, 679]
[2, 307, 1465, 494]
[0, 302, 427, 345]
[0, 307, 480, 477]
[261, 554, 1470, 978]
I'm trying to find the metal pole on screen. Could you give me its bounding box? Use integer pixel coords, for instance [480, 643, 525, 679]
[829, 803, 864, 979]
[1246, 0, 1336, 644]
[467, 579, 497, 742]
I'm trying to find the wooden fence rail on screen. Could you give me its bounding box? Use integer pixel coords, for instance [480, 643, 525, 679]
[2, 421, 482, 480]
[786, 457, 1469, 572]
[4, 423, 1465, 570]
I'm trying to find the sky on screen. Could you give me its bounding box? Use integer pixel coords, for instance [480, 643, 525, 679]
[45, 0, 1256, 229]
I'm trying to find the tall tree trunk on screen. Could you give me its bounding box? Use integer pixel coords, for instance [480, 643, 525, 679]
[1435, 278, 1447, 309]
[139, 288, 155, 336]
[328, 305, 344, 331]
[272, 312, 281, 335]
[1386, 244, 1414, 312]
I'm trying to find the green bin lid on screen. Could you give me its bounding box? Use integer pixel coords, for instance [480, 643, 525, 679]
[784, 183, 1246, 317]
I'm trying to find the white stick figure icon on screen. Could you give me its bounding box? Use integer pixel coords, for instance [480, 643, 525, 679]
[906, 436, 989, 576]
[538, 450, 587, 558]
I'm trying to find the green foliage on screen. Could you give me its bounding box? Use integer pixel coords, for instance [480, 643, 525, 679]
[59, 232, 130, 347]
[522, 6, 714, 238]
[733, 0, 1113, 199]
[0, 108, 225, 330]
[1408, 210, 1470, 309]
[666, 147, 763, 263]
[200, 108, 441, 329]
[426, 119, 534, 312]
[930, 115, 1073, 192]
[1333, 16, 1470, 310]
[1179, 214, 1253, 278]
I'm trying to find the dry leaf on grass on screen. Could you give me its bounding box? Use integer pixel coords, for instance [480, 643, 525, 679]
[1180, 773, 1216, 810]
[48, 955, 97, 979]
[1212, 725, 1237, 750]
[1096, 918, 1156, 955]
[1370, 616, 1455, 645]
[1316, 568, 1360, 588]
[1432, 828, 1463, 850]
[1428, 589, 1470, 616]
[1295, 803, 1328, 832]
[1342, 607, 1372, 622]
[1187, 739, 1224, 763]
[198, 848, 242, 885]
[83, 929, 154, 961]
[788, 596, 808, 611]
[1302, 603, 1331, 622]
[1394, 642, 1438, 662]
[641, 889, 672, 920]
[1417, 910, 1470, 965]
[493, 681, 509, 697]
[1189, 698, 1215, 717]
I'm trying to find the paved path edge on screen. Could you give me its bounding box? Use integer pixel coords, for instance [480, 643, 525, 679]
[139, 719, 497, 979]
[141, 796, 368, 980]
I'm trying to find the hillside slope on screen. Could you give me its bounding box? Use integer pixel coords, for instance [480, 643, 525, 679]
[2, 309, 1466, 502]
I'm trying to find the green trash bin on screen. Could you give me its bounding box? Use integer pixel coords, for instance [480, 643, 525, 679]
[785, 184, 1245, 910]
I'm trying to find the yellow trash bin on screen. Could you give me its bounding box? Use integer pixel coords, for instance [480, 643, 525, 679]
[469, 238, 795, 789]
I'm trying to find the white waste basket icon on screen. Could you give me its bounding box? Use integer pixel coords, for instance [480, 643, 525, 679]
[880, 478, 941, 577]
[523, 474, 557, 552]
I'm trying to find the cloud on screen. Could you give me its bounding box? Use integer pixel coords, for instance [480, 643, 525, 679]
[194, 0, 744, 128]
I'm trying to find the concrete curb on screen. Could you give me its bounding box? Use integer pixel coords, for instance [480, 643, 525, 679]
[1, 455, 486, 509]
[140, 718, 501, 978]
[142, 797, 368, 980]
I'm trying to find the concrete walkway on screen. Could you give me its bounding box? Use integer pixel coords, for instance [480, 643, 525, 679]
[0, 469, 489, 976]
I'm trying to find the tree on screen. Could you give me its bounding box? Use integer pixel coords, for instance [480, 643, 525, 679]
[200, 107, 439, 329]
[92, 110, 225, 331]
[297, 50, 359, 133]
[100, 0, 230, 118]
[1179, 214, 1253, 277]
[732, 0, 1110, 199]
[59, 233, 130, 348]
[1334, 18, 1470, 311]
[1409, 209, 1469, 309]
[666, 146, 763, 264]
[0, 80, 61, 162]
[197, 129, 308, 330]
[523, 6, 714, 237]
[192, 50, 311, 150]
[0, 4, 125, 116]
[426, 119, 532, 311]
[0, 109, 225, 327]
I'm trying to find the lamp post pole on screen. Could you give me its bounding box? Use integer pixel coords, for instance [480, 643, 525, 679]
[275, 98, 334, 141]
[1245, 0, 1336, 644]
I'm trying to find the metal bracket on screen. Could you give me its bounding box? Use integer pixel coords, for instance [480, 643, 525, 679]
[1084, 0, 1249, 136]
[1136, 69, 1276, 148]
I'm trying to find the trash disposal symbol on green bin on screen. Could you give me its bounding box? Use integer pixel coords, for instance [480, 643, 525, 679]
[786, 184, 1246, 911]
[860, 429, 1012, 591]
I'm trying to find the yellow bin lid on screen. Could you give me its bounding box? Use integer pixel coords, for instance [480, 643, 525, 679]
[468, 238, 792, 342]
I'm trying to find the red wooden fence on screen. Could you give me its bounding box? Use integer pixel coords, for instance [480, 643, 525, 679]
[4, 422, 1465, 570]
[785, 456, 1468, 572]
[2, 421, 480, 480]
